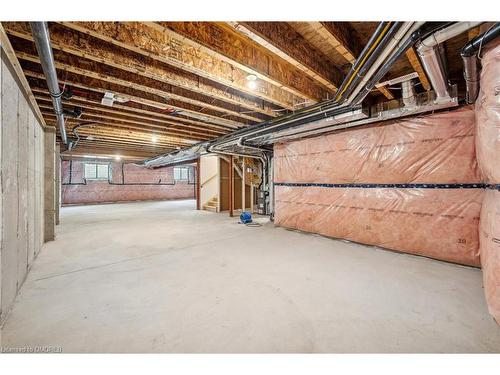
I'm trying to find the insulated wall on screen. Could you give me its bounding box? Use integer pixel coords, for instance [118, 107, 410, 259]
[61, 160, 195, 205]
[274, 106, 483, 267]
[476, 41, 500, 323]
[1, 47, 45, 324]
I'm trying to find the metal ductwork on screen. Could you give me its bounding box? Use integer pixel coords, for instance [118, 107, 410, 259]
[141, 22, 478, 168]
[461, 23, 500, 104]
[29, 22, 68, 145]
[417, 22, 482, 102]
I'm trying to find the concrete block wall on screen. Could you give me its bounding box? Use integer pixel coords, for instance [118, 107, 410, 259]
[61, 160, 195, 205]
[1, 47, 46, 324]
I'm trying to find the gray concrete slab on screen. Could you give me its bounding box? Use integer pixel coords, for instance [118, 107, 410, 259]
[1, 199, 500, 353]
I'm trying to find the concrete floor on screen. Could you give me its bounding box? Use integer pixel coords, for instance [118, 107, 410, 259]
[1, 199, 500, 353]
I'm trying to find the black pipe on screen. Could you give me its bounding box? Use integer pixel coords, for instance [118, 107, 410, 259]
[62, 160, 87, 185]
[107, 162, 176, 186]
[337, 22, 401, 103]
[461, 23, 500, 104]
[461, 23, 500, 57]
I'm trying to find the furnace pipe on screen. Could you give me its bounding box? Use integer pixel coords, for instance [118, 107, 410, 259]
[30, 22, 68, 145]
[461, 23, 500, 104]
[417, 22, 482, 102]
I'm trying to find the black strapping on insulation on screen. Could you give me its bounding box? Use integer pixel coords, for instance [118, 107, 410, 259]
[274, 182, 500, 190]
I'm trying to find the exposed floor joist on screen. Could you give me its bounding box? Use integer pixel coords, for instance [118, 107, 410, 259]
[58, 21, 304, 110]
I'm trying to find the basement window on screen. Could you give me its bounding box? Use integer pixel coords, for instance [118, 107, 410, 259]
[174, 166, 189, 181]
[84, 163, 109, 180]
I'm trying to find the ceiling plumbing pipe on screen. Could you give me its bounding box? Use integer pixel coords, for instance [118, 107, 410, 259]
[461, 23, 500, 104]
[250, 23, 466, 145]
[207, 22, 400, 151]
[417, 22, 483, 102]
[30, 22, 68, 145]
[241, 22, 418, 145]
[207, 22, 398, 152]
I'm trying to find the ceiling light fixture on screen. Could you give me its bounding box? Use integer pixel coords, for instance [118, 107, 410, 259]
[115, 155, 121, 161]
[246, 74, 258, 90]
[151, 135, 158, 143]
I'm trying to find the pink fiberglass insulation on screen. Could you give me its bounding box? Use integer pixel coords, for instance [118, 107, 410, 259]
[275, 186, 483, 267]
[274, 106, 481, 184]
[475, 41, 500, 183]
[480, 190, 500, 323]
[476, 40, 500, 323]
[273, 106, 484, 267]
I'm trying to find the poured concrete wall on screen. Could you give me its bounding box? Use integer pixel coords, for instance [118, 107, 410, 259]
[1, 47, 45, 324]
[61, 160, 195, 205]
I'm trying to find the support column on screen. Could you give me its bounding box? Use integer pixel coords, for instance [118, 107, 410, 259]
[55, 143, 61, 225]
[229, 156, 234, 217]
[43, 127, 56, 242]
[196, 157, 201, 210]
[242, 157, 246, 212]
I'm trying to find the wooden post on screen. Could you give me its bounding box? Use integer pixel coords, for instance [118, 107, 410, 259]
[229, 155, 234, 217]
[241, 157, 246, 211]
[196, 157, 201, 210]
[250, 182, 254, 214]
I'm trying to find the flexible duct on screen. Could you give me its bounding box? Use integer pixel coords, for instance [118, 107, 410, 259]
[462, 23, 500, 104]
[29, 22, 68, 145]
[417, 22, 482, 102]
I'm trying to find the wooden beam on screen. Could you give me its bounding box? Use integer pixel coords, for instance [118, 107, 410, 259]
[11, 42, 266, 123]
[405, 47, 431, 91]
[228, 22, 342, 93]
[56, 21, 304, 109]
[3, 22, 279, 118]
[315, 22, 362, 64]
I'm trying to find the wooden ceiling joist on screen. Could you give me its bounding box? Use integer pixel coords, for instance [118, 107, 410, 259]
[65, 145, 158, 159]
[11, 41, 268, 124]
[228, 22, 343, 93]
[39, 106, 215, 142]
[31, 85, 233, 134]
[56, 21, 304, 110]
[290, 22, 393, 100]
[4, 22, 280, 119]
[36, 96, 225, 138]
[23, 67, 244, 130]
[33, 90, 226, 137]
[152, 22, 333, 104]
[69, 139, 174, 154]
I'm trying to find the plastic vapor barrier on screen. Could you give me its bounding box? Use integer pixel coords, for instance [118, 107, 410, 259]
[275, 106, 480, 184]
[475, 42, 500, 183]
[275, 186, 482, 266]
[476, 41, 500, 323]
[274, 106, 483, 267]
[480, 190, 500, 323]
